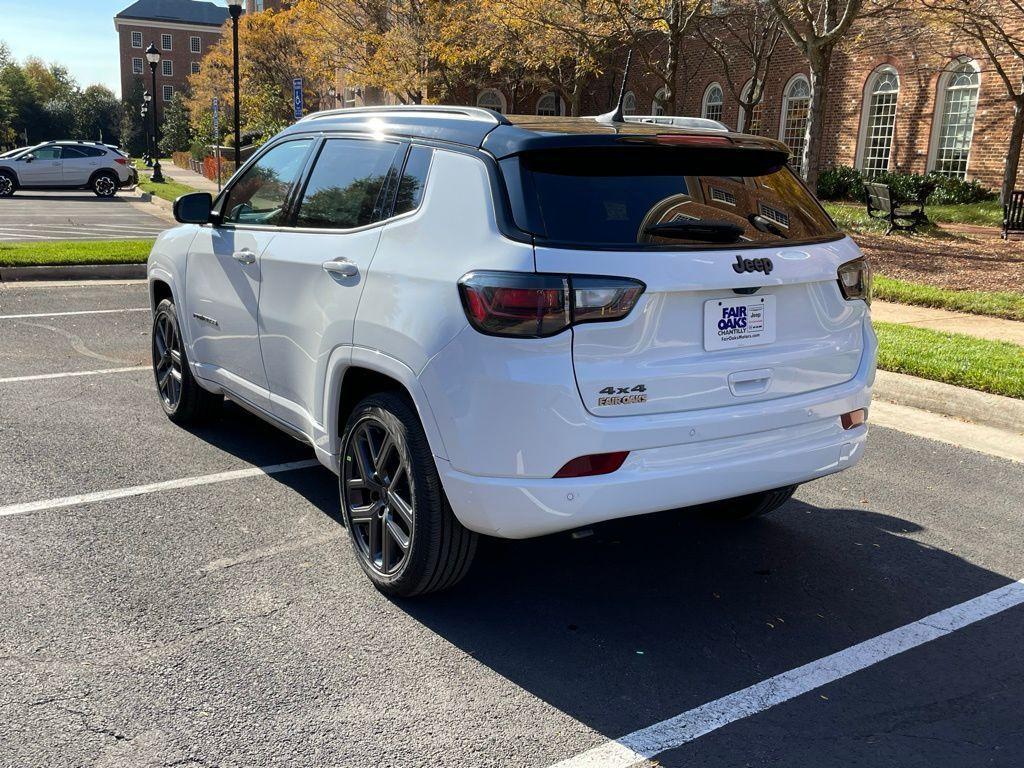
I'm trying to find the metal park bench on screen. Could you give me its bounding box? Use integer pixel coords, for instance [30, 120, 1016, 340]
[1003, 190, 1024, 239]
[864, 181, 928, 235]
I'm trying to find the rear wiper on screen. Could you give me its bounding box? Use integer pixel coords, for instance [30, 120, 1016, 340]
[643, 220, 745, 243]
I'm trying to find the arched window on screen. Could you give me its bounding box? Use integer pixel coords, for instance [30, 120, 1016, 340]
[702, 83, 724, 122]
[858, 66, 900, 176]
[536, 91, 564, 116]
[930, 58, 981, 178]
[623, 91, 637, 116]
[738, 79, 763, 135]
[476, 89, 507, 114]
[779, 74, 811, 175]
[652, 87, 668, 116]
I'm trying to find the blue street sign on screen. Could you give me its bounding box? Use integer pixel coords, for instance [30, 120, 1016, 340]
[293, 78, 304, 120]
[212, 97, 219, 136]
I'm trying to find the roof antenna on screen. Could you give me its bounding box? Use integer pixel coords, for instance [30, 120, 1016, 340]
[596, 50, 633, 125]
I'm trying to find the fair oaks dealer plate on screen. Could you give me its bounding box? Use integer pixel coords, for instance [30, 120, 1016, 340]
[703, 295, 776, 351]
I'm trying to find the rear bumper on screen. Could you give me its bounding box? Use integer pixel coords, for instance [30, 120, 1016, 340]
[438, 417, 867, 539]
[121, 168, 138, 187]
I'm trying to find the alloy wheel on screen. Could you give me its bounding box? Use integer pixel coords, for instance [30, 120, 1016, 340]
[153, 311, 183, 410]
[0, 175, 13, 196]
[343, 417, 415, 576]
[95, 175, 116, 196]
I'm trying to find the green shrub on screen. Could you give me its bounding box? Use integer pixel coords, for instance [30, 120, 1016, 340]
[816, 165, 994, 205]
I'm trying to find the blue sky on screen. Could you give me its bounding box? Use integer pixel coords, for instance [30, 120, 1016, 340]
[1, 0, 141, 96]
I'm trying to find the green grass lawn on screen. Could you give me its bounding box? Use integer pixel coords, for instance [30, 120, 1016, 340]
[824, 200, 1003, 235]
[0, 239, 154, 267]
[875, 322, 1024, 399]
[138, 174, 199, 203]
[874, 276, 1024, 322]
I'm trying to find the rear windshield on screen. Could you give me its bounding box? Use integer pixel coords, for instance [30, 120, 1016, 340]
[503, 146, 839, 248]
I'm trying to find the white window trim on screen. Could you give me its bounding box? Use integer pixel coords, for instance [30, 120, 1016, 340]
[131, 31, 143, 48]
[855, 65, 900, 173]
[132, 57, 144, 75]
[476, 88, 507, 114]
[927, 56, 981, 178]
[162, 85, 174, 102]
[623, 90, 637, 116]
[652, 87, 668, 116]
[779, 73, 812, 173]
[535, 91, 566, 116]
[161, 34, 172, 51]
[162, 60, 173, 77]
[701, 82, 724, 121]
[190, 36, 201, 54]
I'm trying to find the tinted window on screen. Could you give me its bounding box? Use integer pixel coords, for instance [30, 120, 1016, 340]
[394, 145, 433, 216]
[222, 140, 312, 226]
[509, 146, 838, 247]
[81, 146, 107, 158]
[296, 139, 399, 229]
[60, 147, 87, 159]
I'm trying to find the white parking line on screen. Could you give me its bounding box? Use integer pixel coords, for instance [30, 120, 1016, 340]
[549, 578, 1024, 768]
[0, 459, 322, 518]
[0, 308, 149, 320]
[0, 366, 149, 384]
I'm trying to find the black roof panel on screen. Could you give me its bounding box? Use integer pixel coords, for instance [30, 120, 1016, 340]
[116, 0, 230, 26]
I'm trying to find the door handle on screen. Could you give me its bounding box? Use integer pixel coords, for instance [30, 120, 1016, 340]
[232, 249, 256, 265]
[323, 258, 358, 278]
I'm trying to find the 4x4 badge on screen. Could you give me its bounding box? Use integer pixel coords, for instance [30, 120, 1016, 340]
[732, 255, 774, 275]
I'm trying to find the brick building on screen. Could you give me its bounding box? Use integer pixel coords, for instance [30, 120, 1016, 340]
[456, 8, 1022, 192]
[114, 0, 231, 122]
[245, 0, 290, 12]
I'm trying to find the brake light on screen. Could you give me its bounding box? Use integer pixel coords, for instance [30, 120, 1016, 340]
[837, 256, 872, 304]
[114, 157, 128, 165]
[458, 272, 645, 338]
[554, 451, 629, 478]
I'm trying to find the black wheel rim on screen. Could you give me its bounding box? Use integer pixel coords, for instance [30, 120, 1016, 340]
[153, 311, 183, 410]
[96, 176, 115, 196]
[342, 417, 414, 576]
[0, 176, 12, 196]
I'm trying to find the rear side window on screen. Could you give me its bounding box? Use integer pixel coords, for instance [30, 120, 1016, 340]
[296, 139, 399, 229]
[507, 146, 838, 248]
[60, 147, 87, 159]
[393, 145, 433, 216]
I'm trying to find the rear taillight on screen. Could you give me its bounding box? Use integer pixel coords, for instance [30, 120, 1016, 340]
[114, 157, 128, 165]
[837, 256, 872, 304]
[459, 271, 644, 338]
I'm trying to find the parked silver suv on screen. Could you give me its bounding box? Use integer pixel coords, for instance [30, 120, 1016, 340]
[0, 141, 137, 198]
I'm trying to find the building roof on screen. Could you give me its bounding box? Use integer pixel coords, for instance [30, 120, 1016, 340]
[115, 0, 231, 26]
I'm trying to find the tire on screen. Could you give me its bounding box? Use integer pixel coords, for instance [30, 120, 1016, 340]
[92, 172, 118, 198]
[0, 171, 15, 198]
[705, 485, 798, 522]
[151, 298, 222, 425]
[339, 392, 477, 597]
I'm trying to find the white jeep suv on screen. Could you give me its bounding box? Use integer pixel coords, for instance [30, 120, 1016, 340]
[0, 141, 137, 198]
[147, 106, 875, 596]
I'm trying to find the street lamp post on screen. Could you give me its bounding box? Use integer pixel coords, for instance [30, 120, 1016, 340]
[145, 43, 164, 183]
[227, 0, 243, 166]
[141, 91, 152, 166]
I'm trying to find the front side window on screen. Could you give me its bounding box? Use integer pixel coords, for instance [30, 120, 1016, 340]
[32, 146, 61, 160]
[296, 139, 400, 229]
[702, 84, 724, 122]
[932, 60, 980, 178]
[505, 145, 837, 248]
[221, 139, 313, 226]
[780, 75, 811, 175]
[860, 67, 899, 176]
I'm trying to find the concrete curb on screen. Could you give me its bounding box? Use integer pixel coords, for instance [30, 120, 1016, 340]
[0, 264, 147, 282]
[139, 192, 174, 212]
[873, 370, 1024, 435]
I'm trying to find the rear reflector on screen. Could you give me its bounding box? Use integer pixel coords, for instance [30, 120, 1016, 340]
[841, 409, 867, 430]
[553, 451, 629, 479]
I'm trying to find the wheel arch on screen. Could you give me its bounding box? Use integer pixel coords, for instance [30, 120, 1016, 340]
[326, 348, 449, 468]
[0, 166, 18, 188]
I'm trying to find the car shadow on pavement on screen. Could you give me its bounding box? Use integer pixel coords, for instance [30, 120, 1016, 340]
[9, 193, 131, 203]
[393, 498, 1020, 760]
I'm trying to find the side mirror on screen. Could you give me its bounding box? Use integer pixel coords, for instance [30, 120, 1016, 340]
[173, 192, 214, 224]
[22, 154, 35, 163]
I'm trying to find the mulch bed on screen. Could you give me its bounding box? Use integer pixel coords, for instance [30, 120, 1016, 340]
[853, 229, 1024, 293]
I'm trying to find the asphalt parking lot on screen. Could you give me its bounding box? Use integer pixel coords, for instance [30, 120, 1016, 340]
[0, 191, 169, 242]
[1, 280, 1023, 768]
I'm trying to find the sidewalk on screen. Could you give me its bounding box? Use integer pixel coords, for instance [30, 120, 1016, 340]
[142, 162, 223, 195]
[873, 299, 1024, 346]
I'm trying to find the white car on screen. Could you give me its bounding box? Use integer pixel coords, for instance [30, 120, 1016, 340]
[147, 106, 876, 596]
[0, 141, 137, 197]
